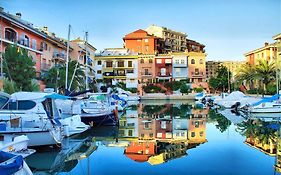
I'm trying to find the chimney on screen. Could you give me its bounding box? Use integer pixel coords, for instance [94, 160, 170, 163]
[264, 42, 269, 46]
[43, 26, 48, 32]
[15, 12, 21, 18]
[0, 7, 4, 12]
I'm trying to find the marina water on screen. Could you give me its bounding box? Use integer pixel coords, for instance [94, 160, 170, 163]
[25, 100, 280, 175]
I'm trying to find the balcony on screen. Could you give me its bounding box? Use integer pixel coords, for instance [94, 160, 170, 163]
[191, 72, 204, 77]
[156, 72, 172, 77]
[41, 63, 51, 71]
[53, 52, 66, 62]
[141, 72, 152, 77]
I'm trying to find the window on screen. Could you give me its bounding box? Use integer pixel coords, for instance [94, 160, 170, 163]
[149, 59, 153, 63]
[191, 132, 195, 137]
[144, 39, 149, 43]
[32, 39, 37, 50]
[128, 61, 132, 67]
[140, 59, 144, 64]
[5, 28, 17, 42]
[180, 59, 185, 64]
[3, 100, 36, 110]
[199, 131, 204, 137]
[128, 130, 133, 136]
[145, 46, 149, 52]
[40, 42, 48, 51]
[97, 60, 102, 65]
[144, 122, 150, 129]
[117, 61, 124, 67]
[195, 68, 199, 75]
[149, 133, 153, 138]
[191, 59, 195, 64]
[156, 59, 162, 64]
[106, 61, 113, 67]
[199, 59, 204, 64]
[127, 70, 134, 73]
[97, 70, 102, 74]
[175, 59, 180, 64]
[144, 69, 149, 75]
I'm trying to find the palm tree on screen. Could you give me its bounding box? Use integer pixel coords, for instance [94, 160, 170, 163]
[255, 60, 276, 95]
[42, 60, 85, 93]
[236, 63, 257, 90]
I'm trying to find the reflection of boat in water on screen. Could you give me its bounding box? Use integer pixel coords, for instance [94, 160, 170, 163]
[124, 140, 201, 165]
[25, 136, 97, 174]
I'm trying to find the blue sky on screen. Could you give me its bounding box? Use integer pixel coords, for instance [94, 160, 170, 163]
[1, 0, 280, 61]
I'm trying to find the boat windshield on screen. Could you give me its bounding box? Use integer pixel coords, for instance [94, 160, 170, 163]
[89, 94, 108, 103]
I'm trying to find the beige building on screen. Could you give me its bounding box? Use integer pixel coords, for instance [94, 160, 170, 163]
[146, 25, 187, 52]
[244, 42, 277, 65]
[206, 61, 245, 80]
[70, 37, 96, 84]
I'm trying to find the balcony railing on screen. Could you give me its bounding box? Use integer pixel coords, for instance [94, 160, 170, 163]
[191, 72, 204, 77]
[141, 72, 152, 76]
[157, 72, 171, 77]
[53, 52, 66, 61]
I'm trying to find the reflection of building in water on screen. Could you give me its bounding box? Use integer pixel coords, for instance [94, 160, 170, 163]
[275, 135, 281, 173]
[124, 140, 187, 165]
[173, 117, 188, 140]
[155, 119, 173, 139]
[138, 118, 157, 140]
[119, 116, 139, 138]
[188, 108, 208, 144]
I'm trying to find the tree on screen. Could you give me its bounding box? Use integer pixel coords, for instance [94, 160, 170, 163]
[255, 60, 276, 95]
[3, 45, 36, 91]
[236, 60, 276, 96]
[236, 63, 256, 90]
[42, 60, 85, 93]
[208, 65, 232, 92]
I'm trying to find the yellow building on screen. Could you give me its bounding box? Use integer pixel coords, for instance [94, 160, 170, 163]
[244, 42, 277, 65]
[94, 48, 139, 88]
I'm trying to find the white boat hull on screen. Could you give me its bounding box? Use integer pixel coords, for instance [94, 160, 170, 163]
[250, 107, 281, 113]
[1, 130, 62, 147]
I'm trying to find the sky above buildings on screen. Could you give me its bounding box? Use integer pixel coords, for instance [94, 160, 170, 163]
[1, 0, 281, 61]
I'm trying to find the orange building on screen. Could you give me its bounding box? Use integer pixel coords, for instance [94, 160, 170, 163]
[124, 141, 157, 162]
[123, 29, 163, 54]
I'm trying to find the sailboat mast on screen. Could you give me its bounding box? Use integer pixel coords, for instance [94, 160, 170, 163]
[85, 31, 89, 90]
[0, 16, 3, 90]
[65, 24, 71, 92]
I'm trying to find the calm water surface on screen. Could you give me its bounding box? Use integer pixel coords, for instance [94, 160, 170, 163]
[26, 100, 281, 175]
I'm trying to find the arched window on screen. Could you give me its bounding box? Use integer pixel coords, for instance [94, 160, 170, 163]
[19, 33, 30, 47]
[149, 59, 153, 63]
[5, 28, 17, 42]
[140, 59, 144, 64]
[191, 59, 195, 64]
[199, 59, 204, 64]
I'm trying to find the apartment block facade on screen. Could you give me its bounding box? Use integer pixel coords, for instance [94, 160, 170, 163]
[123, 29, 163, 54]
[171, 52, 188, 81]
[244, 42, 277, 65]
[94, 48, 138, 88]
[146, 25, 187, 52]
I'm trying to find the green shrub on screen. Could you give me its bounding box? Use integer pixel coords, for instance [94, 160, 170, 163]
[125, 88, 137, 93]
[164, 81, 183, 91]
[266, 83, 276, 95]
[143, 84, 162, 93]
[194, 87, 204, 93]
[180, 84, 189, 94]
[246, 88, 264, 94]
